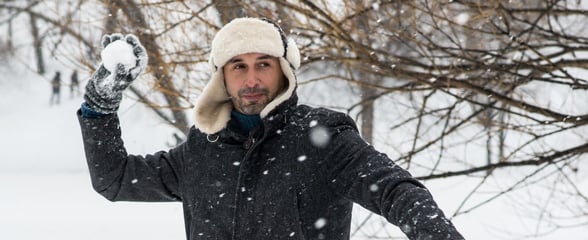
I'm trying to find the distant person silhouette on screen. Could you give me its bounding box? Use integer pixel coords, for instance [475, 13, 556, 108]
[50, 71, 61, 105]
[70, 70, 80, 98]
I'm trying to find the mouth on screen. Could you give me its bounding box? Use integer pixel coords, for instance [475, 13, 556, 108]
[241, 94, 265, 103]
[239, 89, 268, 102]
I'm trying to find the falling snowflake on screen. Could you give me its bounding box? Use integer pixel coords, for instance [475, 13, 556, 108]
[309, 125, 330, 148]
[314, 218, 327, 229]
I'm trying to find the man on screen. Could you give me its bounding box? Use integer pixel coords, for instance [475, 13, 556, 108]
[50, 71, 61, 105]
[78, 18, 464, 240]
[70, 70, 80, 98]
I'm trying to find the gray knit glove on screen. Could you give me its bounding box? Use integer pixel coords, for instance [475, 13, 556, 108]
[84, 33, 148, 114]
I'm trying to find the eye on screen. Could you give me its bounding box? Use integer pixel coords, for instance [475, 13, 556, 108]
[257, 62, 271, 68]
[233, 63, 246, 70]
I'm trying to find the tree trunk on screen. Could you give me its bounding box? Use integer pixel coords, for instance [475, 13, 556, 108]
[7, 8, 14, 55]
[359, 80, 376, 143]
[103, 0, 122, 34]
[29, 6, 45, 74]
[212, 0, 243, 24]
[356, 10, 376, 143]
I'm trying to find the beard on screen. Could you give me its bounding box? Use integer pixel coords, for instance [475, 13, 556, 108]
[233, 87, 271, 115]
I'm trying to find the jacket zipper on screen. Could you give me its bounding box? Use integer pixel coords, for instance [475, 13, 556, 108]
[243, 132, 256, 150]
[231, 127, 266, 239]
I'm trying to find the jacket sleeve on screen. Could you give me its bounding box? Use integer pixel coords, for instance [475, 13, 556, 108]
[77, 109, 183, 202]
[320, 112, 464, 240]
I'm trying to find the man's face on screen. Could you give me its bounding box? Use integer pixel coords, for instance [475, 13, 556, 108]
[223, 52, 286, 115]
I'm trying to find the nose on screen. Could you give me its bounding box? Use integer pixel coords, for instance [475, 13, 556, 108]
[243, 69, 259, 87]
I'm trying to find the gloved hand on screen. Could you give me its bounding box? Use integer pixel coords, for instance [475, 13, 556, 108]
[84, 33, 148, 114]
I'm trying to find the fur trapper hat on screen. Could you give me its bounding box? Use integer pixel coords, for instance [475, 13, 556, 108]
[194, 17, 301, 135]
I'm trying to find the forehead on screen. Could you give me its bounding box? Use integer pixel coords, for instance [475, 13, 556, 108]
[227, 52, 279, 63]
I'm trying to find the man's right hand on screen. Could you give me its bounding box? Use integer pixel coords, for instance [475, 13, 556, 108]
[84, 33, 148, 114]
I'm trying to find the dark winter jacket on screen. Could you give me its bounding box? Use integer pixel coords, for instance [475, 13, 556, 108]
[77, 95, 464, 240]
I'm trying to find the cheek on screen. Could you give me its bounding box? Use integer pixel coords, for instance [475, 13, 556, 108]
[225, 82, 240, 97]
[223, 72, 239, 94]
[266, 70, 284, 88]
[273, 73, 287, 93]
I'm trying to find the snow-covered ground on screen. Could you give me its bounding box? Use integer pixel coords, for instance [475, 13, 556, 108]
[0, 68, 184, 240]
[1, 67, 586, 240]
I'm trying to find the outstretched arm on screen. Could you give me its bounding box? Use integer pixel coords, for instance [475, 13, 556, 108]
[322, 113, 464, 240]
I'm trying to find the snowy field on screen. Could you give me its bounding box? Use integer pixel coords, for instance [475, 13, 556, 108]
[1, 68, 586, 240]
[0, 68, 184, 240]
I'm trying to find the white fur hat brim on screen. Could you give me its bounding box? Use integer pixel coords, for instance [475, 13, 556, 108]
[193, 18, 300, 135]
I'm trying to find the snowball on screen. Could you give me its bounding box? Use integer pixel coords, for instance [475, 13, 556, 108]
[101, 40, 136, 72]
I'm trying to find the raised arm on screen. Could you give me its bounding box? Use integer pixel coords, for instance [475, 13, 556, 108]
[77, 34, 182, 202]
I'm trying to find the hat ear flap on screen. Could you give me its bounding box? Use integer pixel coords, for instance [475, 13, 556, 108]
[286, 38, 300, 70]
[193, 70, 232, 134]
[209, 56, 218, 72]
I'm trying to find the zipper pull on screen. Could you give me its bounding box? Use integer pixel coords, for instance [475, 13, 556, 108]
[243, 124, 263, 150]
[243, 135, 255, 150]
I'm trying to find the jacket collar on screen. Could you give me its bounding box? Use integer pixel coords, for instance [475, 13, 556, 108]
[215, 94, 298, 143]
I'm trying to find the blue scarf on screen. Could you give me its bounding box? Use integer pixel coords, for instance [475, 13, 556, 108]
[231, 109, 262, 134]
